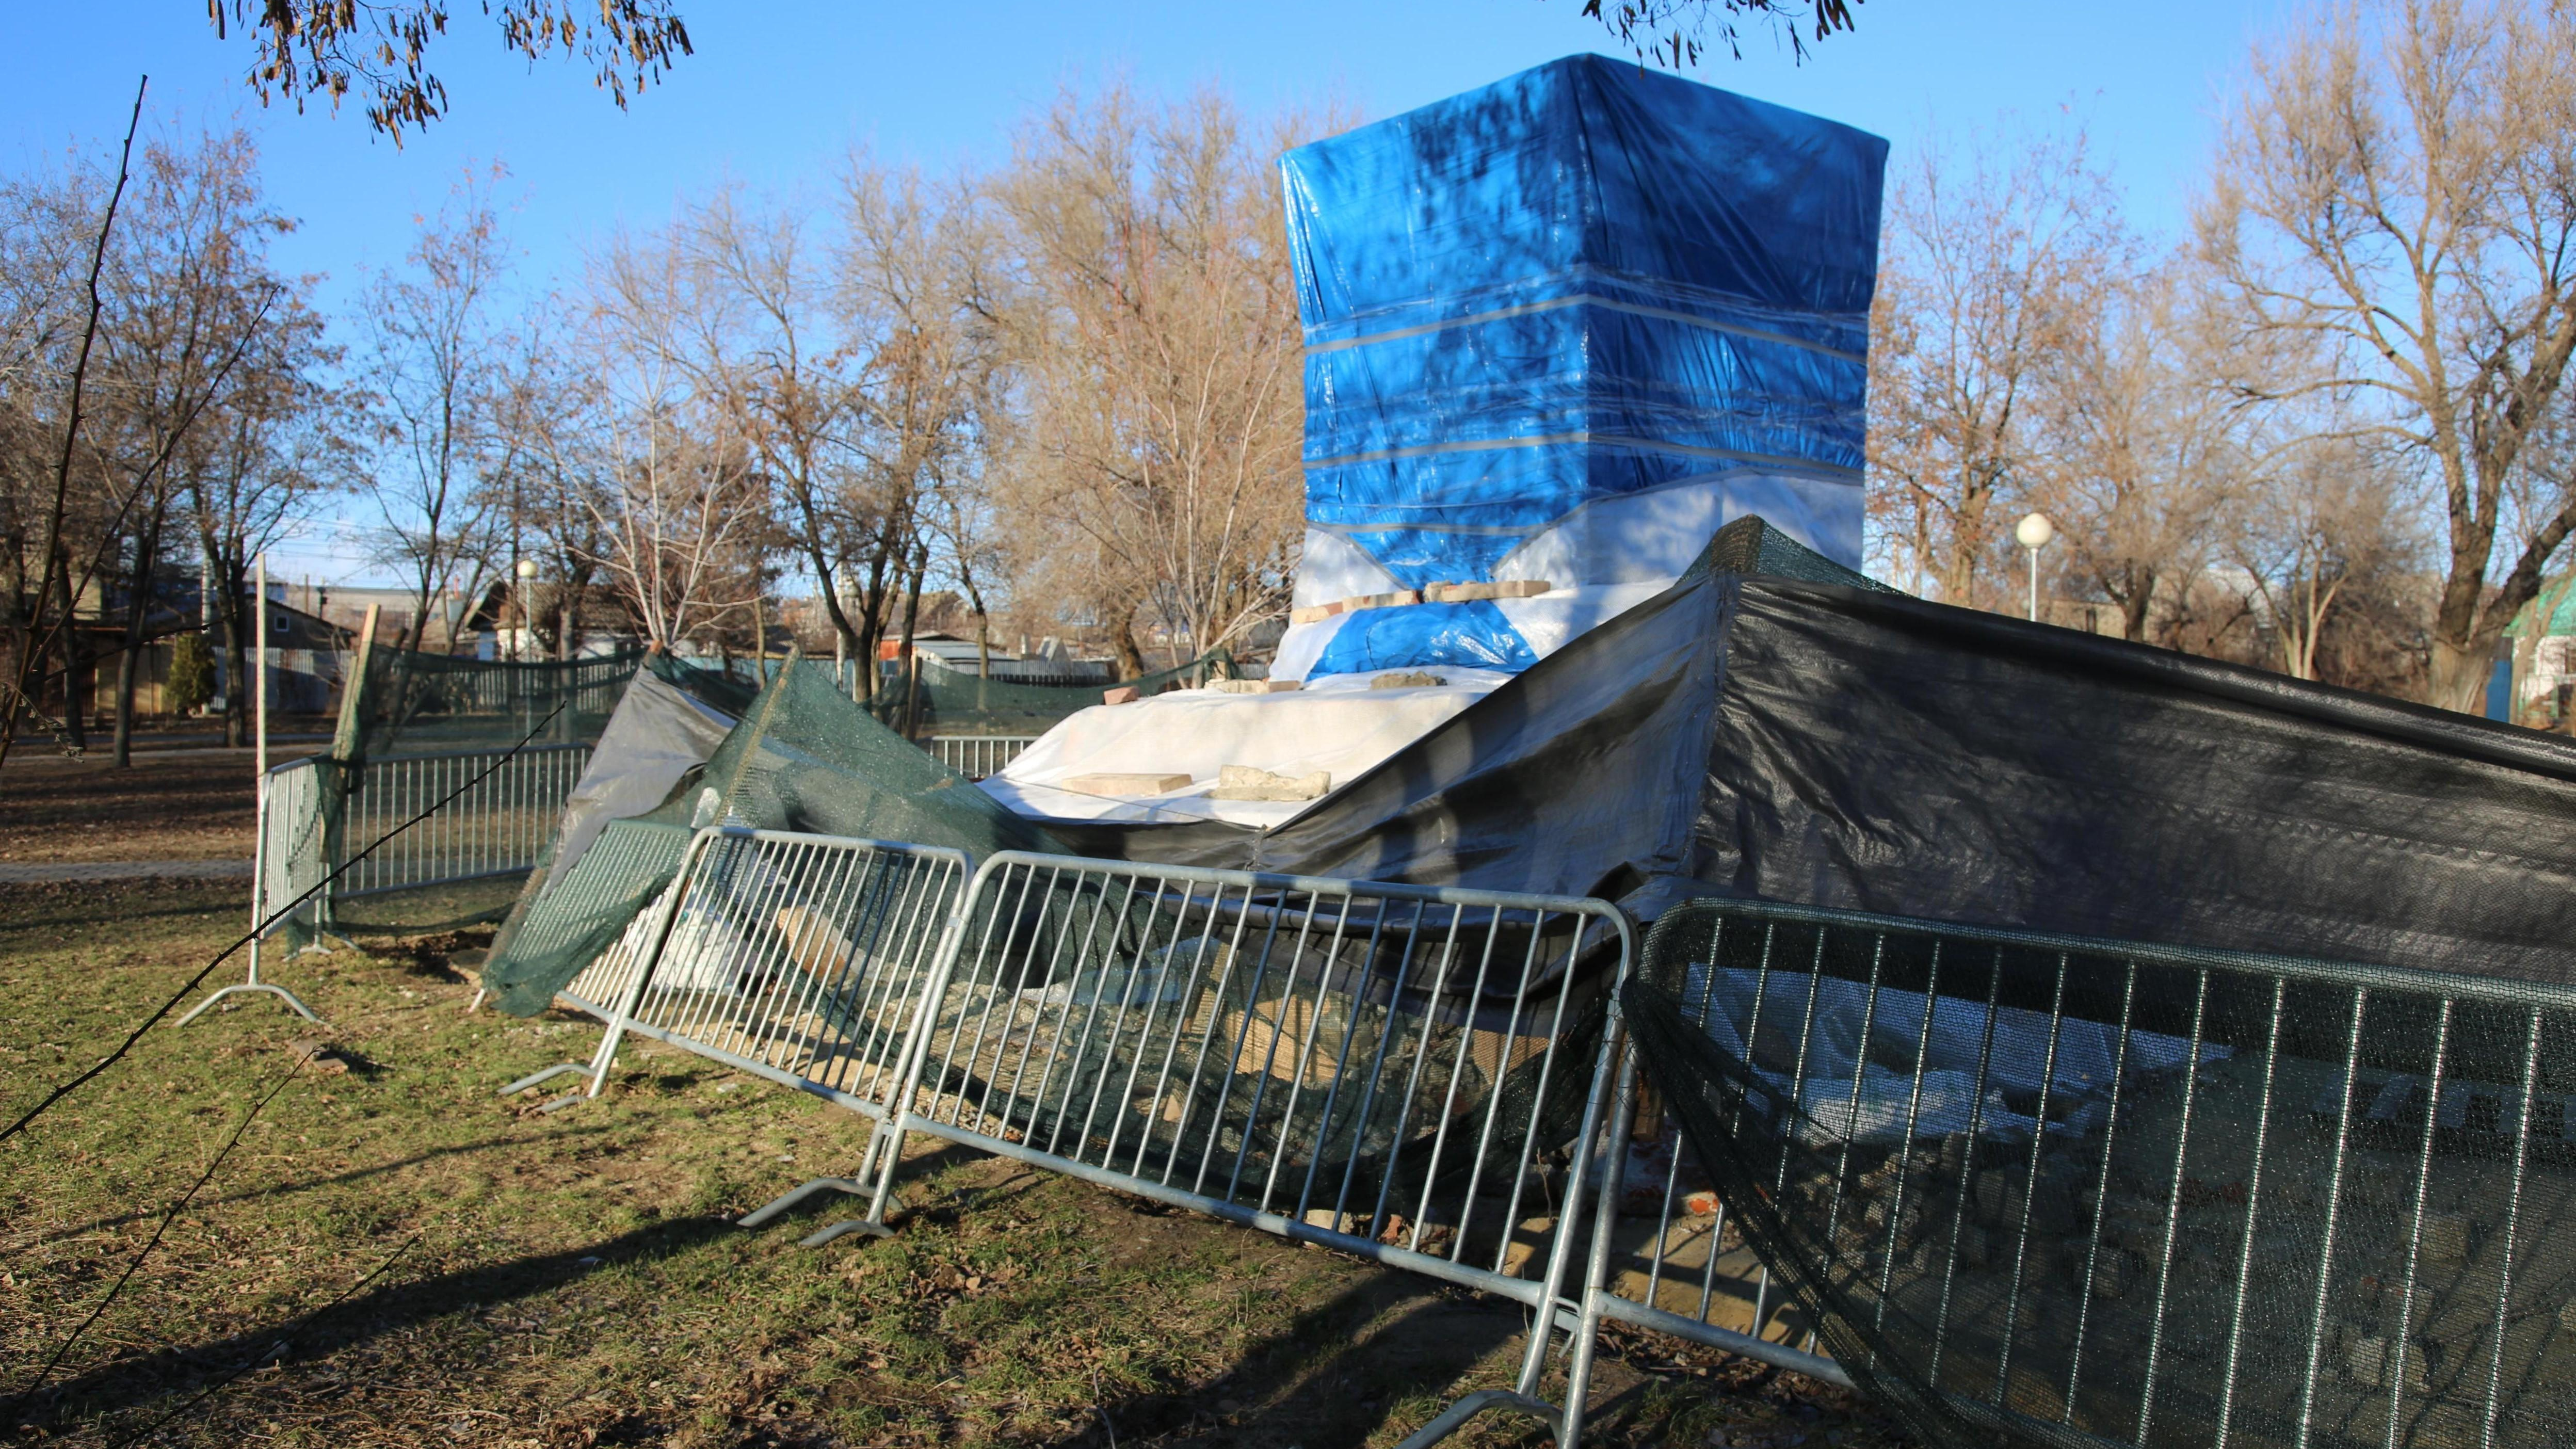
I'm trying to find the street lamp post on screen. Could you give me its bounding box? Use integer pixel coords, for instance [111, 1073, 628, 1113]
[2016, 512, 2055, 623]
[514, 557, 539, 662]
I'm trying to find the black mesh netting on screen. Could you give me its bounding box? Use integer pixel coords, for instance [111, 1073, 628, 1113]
[1624, 900, 2576, 1449]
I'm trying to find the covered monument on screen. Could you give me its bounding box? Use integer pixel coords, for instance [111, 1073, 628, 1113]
[987, 53, 1887, 824]
[487, 54, 2576, 1009]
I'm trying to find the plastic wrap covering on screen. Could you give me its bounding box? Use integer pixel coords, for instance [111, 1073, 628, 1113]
[1276, 55, 1886, 677]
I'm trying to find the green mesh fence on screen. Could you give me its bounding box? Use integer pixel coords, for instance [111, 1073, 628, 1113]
[1623, 898, 2576, 1449]
[488, 817, 699, 1020]
[863, 647, 1236, 737]
[480, 660, 1073, 1017]
[343, 645, 644, 761]
[251, 647, 647, 954]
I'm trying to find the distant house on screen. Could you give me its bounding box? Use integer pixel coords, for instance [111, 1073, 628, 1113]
[876, 632, 1113, 685]
[2506, 574, 2576, 725]
[81, 587, 348, 719]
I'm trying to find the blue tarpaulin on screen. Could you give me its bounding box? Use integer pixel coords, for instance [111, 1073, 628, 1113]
[1278, 55, 1887, 679]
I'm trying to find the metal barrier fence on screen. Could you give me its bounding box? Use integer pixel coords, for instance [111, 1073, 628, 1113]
[863, 851, 1638, 1434]
[590, 828, 969, 1130]
[337, 743, 590, 898]
[925, 735, 1037, 779]
[498, 834, 1924, 1440]
[1582, 898, 2576, 1449]
[517, 826, 973, 1242]
[185, 756, 330, 1026]
[499, 819, 702, 1103]
[250, 755, 329, 946]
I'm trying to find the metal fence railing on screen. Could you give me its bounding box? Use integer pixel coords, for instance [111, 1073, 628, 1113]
[521, 826, 974, 1233]
[515, 835, 1660, 1435]
[925, 735, 1038, 780]
[251, 755, 329, 945]
[337, 743, 591, 899]
[866, 851, 1637, 1435]
[589, 829, 970, 1118]
[1580, 898, 2576, 1449]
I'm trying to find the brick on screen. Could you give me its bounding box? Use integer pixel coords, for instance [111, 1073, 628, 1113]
[1101, 686, 1141, 705]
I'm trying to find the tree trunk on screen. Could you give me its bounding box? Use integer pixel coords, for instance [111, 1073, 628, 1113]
[1109, 600, 1147, 680]
[217, 564, 249, 748]
[2427, 635, 2496, 716]
[2118, 571, 2154, 643]
[110, 505, 165, 768]
[896, 548, 926, 739]
[854, 550, 892, 703]
[51, 560, 87, 750]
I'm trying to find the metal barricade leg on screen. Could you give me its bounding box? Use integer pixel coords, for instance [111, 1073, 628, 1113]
[781, 899, 974, 1248]
[1395, 1006, 1634, 1448]
[176, 937, 326, 1027]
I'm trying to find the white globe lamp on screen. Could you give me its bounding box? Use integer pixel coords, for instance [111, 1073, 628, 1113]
[2015, 512, 2054, 622]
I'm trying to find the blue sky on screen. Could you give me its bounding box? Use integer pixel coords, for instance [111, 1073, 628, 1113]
[3, 0, 2291, 586]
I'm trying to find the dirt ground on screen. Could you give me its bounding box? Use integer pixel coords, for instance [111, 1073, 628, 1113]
[0, 811, 1913, 1447]
[0, 743, 273, 865]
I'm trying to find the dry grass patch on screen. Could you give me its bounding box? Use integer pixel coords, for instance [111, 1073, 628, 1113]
[0, 877, 1905, 1447]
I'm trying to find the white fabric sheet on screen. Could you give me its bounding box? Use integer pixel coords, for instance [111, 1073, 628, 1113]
[981, 670, 1512, 825]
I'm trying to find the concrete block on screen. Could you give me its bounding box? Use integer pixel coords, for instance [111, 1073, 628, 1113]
[2420, 1212, 2472, 1263]
[1061, 771, 1192, 796]
[1370, 671, 1447, 689]
[2347, 1334, 2430, 1392]
[1101, 686, 1141, 705]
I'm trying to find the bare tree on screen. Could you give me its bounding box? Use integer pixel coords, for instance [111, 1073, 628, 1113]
[485, 317, 612, 658]
[675, 186, 879, 678]
[91, 127, 295, 763]
[992, 86, 1308, 672]
[577, 227, 772, 651]
[2025, 265, 2233, 641]
[180, 297, 334, 747]
[2227, 431, 2424, 681]
[355, 169, 516, 653]
[840, 163, 1003, 691]
[2201, 0, 2576, 711]
[0, 86, 140, 767]
[1867, 120, 2128, 606]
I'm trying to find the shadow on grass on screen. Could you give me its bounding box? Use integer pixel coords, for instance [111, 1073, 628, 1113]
[1049, 1274, 1537, 1449]
[32, 1126, 612, 1246]
[10, 1213, 738, 1436]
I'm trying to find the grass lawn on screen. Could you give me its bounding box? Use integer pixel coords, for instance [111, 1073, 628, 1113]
[0, 873, 1909, 1448]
